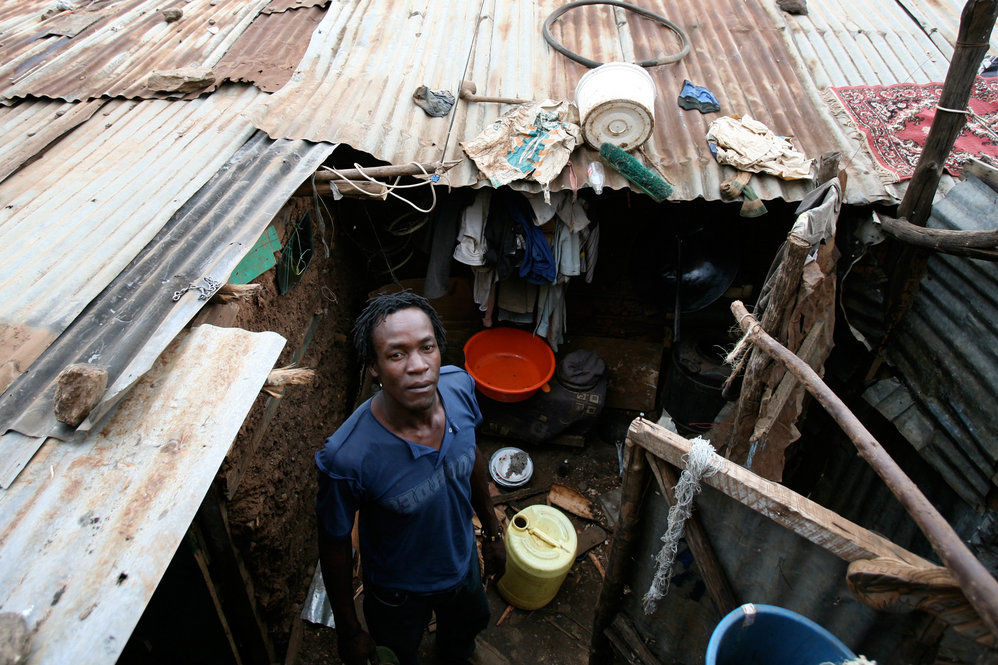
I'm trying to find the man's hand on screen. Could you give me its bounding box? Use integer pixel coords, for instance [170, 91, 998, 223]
[482, 539, 506, 580]
[337, 629, 380, 665]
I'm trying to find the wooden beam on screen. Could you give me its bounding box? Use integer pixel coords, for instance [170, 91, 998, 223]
[607, 613, 665, 665]
[590, 441, 649, 665]
[876, 212, 998, 261]
[724, 234, 811, 460]
[628, 417, 931, 567]
[645, 452, 738, 616]
[885, 0, 998, 326]
[195, 484, 276, 665]
[293, 179, 388, 199]
[730, 300, 998, 640]
[312, 160, 461, 182]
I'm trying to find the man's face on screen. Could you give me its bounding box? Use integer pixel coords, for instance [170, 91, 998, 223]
[369, 307, 442, 413]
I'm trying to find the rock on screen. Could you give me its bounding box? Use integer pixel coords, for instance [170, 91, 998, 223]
[777, 0, 807, 14]
[162, 7, 182, 22]
[54, 363, 108, 427]
[0, 612, 30, 665]
[145, 67, 215, 93]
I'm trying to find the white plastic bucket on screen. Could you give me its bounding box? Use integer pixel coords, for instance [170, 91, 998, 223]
[575, 62, 656, 151]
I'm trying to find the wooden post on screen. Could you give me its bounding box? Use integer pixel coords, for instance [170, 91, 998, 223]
[590, 439, 649, 665]
[884, 0, 998, 325]
[195, 484, 276, 665]
[730, 300, 998, 640]
[645, 453, 738, 616]
[723, 234, 810, 460]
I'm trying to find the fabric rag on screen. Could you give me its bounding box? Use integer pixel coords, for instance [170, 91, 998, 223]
[706, 115, 812, 180]
[412, 85, 456, 117]
[677, 80, 720, 114]
[791, 178, 841, 246]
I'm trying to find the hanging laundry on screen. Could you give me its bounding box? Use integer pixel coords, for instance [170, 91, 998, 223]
[453, 190, 491, 266]
[507, 192, 557, 285]
[483, 190, 527, 282]
[535, 282, 567, 351]
[580, 220, 600, 283]
[706, 115, 812, 180]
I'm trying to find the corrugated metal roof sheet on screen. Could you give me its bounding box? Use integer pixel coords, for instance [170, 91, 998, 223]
[262, 0, 328, 13]
[213, 5, 325, 92]
[0, 131, 335, 487]
[0, 324, 285, 665]
[0, 98, 105, 181]
[0, 85, 263, 396]
[898, 0, 998, 58]
[0, 0, 271, 102]
[871, 173, 998, 509]
[247, 0, 979, 204]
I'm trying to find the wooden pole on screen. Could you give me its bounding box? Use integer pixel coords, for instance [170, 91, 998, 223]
[876, 212, 998, 261]
[730, 300, 998, 640]
[590, 439, 649, 665]
[312, 160, 461, 182]
[884, 0, 998, 323]
[723, 234, 811, 460]
[645, 452, 738, 615]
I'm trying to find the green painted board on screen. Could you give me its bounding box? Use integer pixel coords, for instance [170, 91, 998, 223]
[230, 226, 281, 285]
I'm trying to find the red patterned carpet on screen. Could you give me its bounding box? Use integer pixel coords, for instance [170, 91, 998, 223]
[831, 78, 998, 182]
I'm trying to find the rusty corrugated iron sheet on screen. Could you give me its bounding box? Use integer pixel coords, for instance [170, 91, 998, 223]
[871, 173, 998, 510]
[0, 131, 334, 488]
[0, 324, 285, 665]
[262, 0, 329, 13]
[0, 85, 262, 396]
[247, 0, 968, 203]
[213, 5, 325, 92]
[0, 98, 105, 181]
[0, 0, 271, 102]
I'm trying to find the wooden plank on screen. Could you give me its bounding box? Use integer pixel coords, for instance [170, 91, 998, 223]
[628, 417, 931, 567]
[644, 453, 737, 616]
[590, 441, 649, 665]
[195, 485, 275, 665]
[608, 613, 664, 665]
[575, 524, 608, 557]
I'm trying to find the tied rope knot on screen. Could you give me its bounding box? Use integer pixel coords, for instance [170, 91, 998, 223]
[642, 437, 721, 614]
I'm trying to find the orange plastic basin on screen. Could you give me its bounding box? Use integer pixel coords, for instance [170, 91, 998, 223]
[463, 328, 555, 403]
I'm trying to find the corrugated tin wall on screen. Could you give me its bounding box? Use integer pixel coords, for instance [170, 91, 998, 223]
[877, 174, 998, 508]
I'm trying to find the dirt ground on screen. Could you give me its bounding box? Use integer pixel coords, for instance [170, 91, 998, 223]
[222, 198, 629, 664]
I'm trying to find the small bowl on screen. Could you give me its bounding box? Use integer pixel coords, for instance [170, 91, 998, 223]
[489, 447, 533, 488]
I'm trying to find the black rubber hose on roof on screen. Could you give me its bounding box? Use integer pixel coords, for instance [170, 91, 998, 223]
[542, 0, 691, 68]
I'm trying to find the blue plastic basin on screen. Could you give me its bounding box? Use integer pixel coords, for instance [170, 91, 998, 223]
[706, 604, 856, 665]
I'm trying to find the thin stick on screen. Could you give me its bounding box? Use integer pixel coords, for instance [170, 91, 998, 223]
[588, 551, 605, 579]
[730, 300, 998, 640]
[496, 604, 514, 626]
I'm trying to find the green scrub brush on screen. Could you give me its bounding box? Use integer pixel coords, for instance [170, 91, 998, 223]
[598, 142, 674, 202]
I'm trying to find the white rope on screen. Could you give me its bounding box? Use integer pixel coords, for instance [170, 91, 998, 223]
[642, 437, 721, 614]
[318, 162, 441, 213]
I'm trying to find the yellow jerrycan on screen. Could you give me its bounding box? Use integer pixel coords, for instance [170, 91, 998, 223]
[497, 504, 577, 610]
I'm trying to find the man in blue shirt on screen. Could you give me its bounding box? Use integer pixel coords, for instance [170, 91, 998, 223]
[316, 292, 505, 665]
